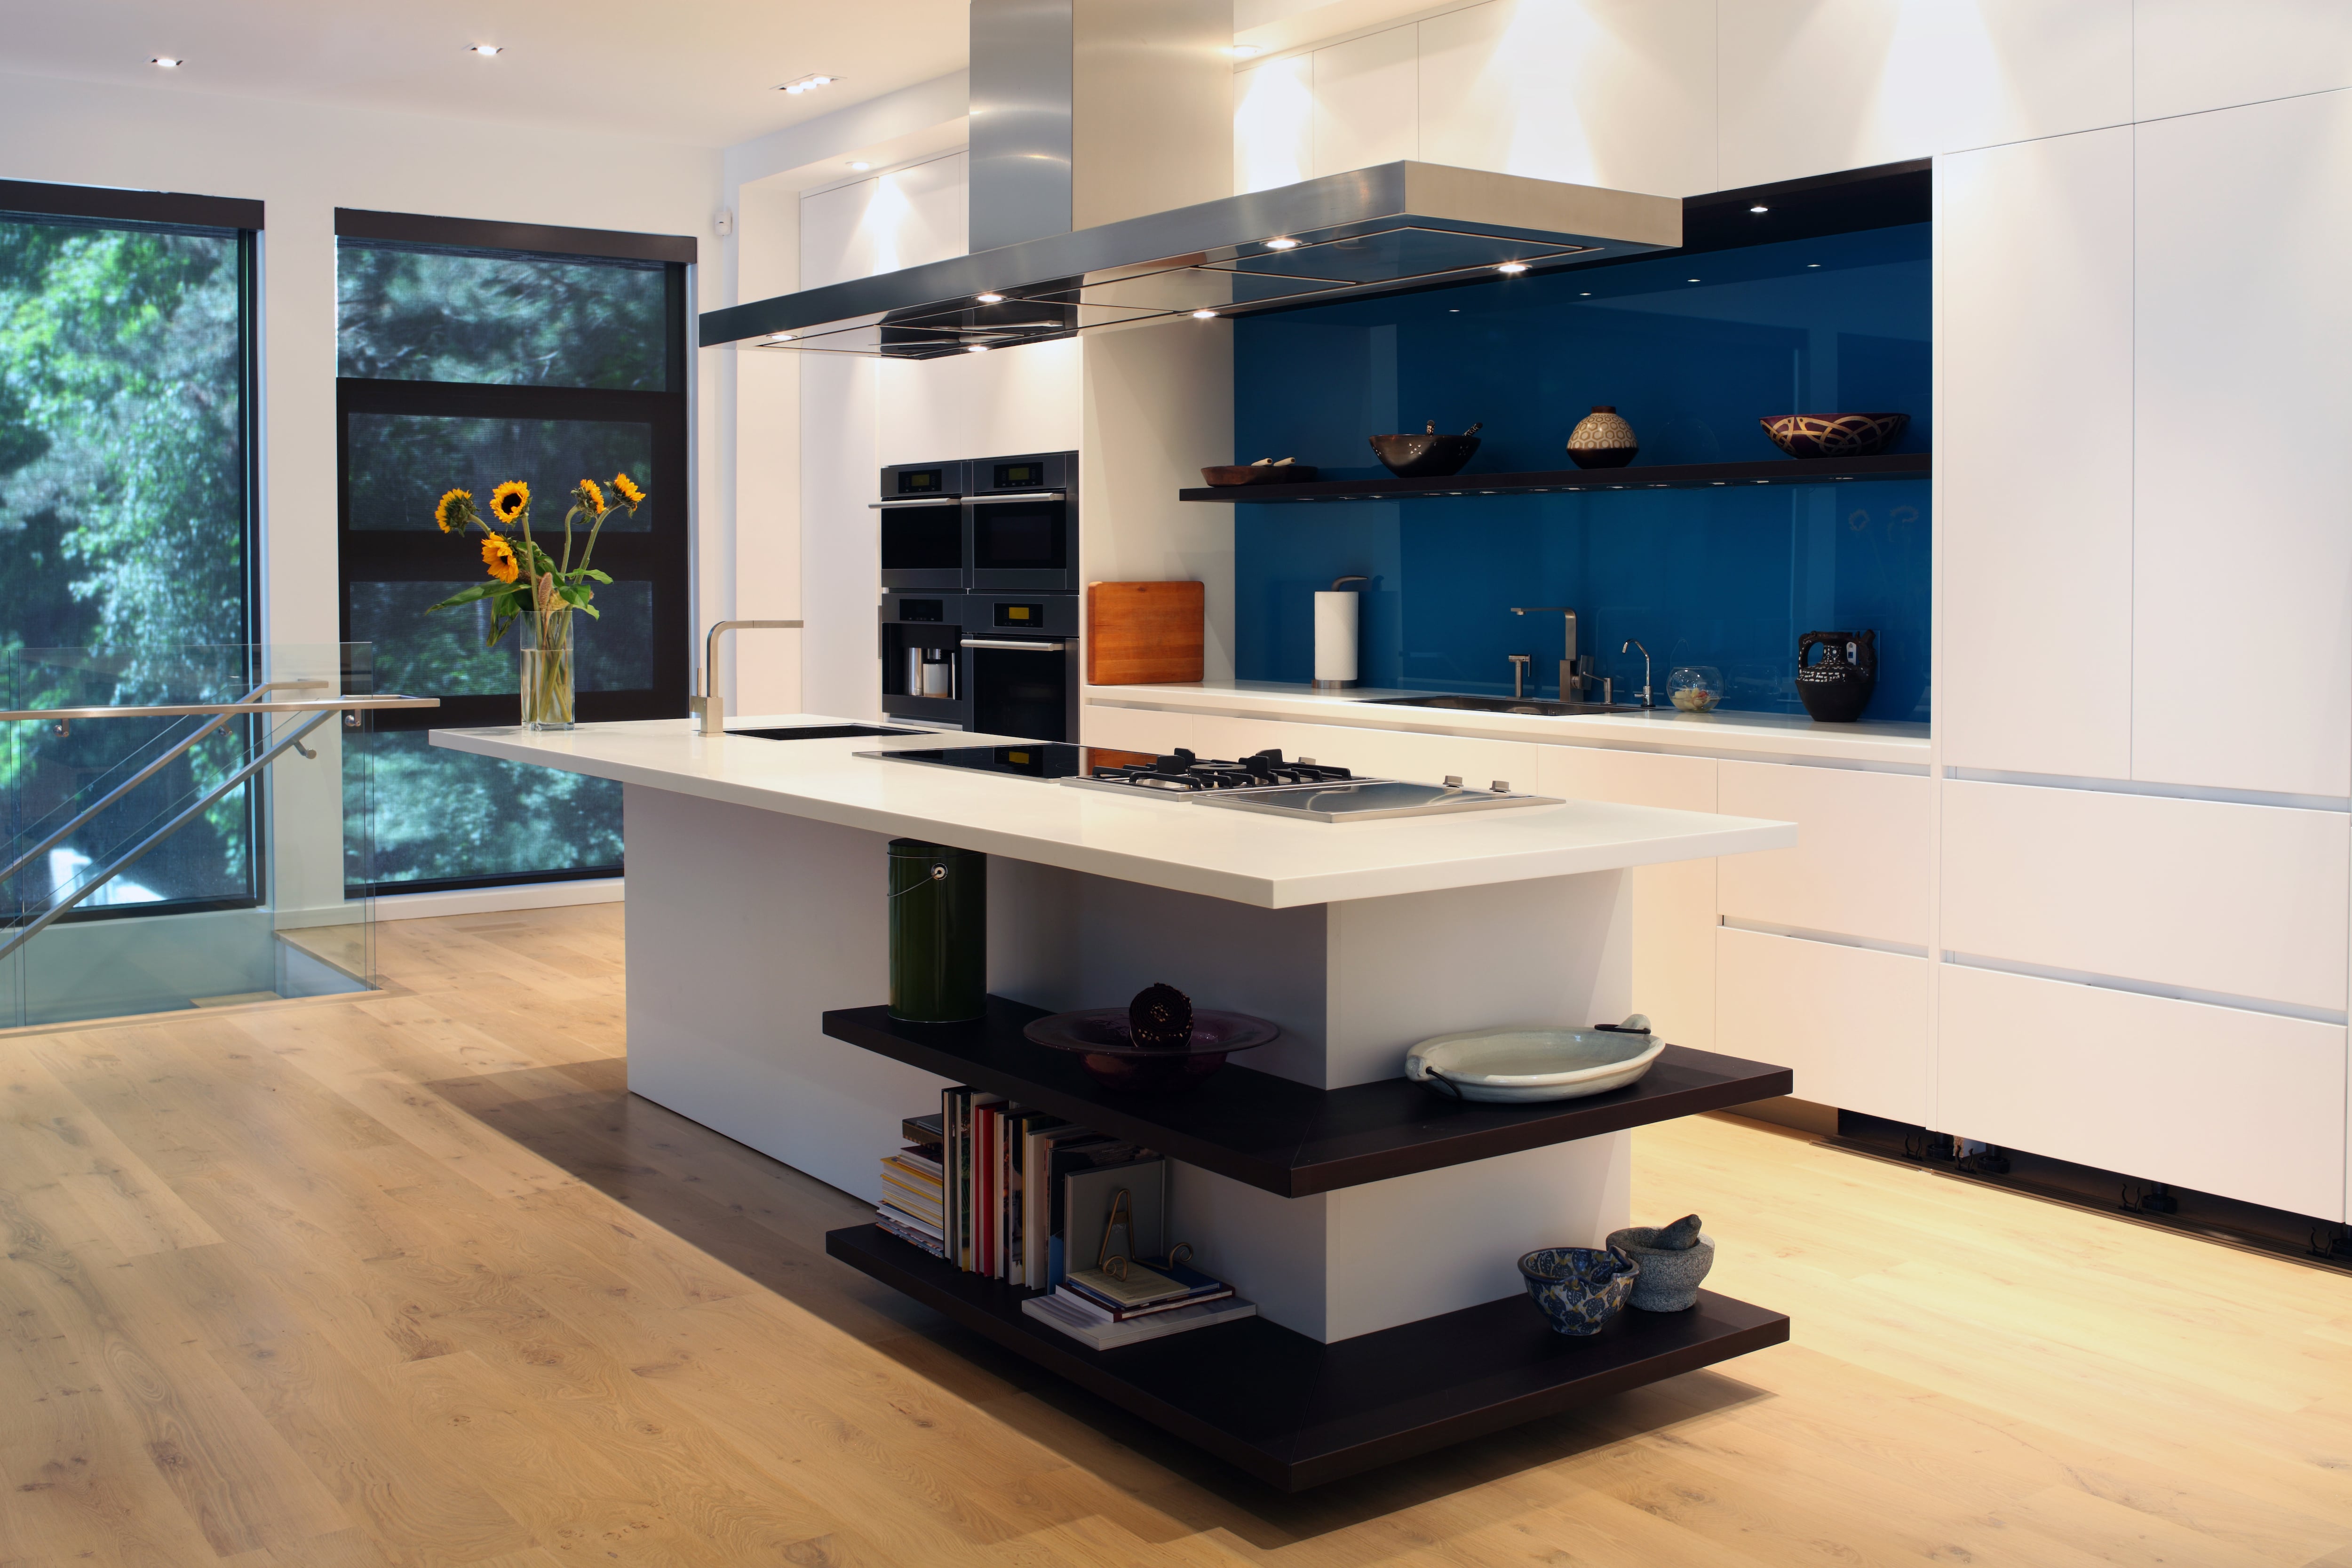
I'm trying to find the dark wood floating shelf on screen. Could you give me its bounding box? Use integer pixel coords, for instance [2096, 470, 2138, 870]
[829, 1223, 1790, 1489]
[1177, 452, 1930, 504]
[821, 995, 1791, 1198]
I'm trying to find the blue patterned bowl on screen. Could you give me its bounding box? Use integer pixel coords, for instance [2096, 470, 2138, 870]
[1517, 1245, 1640, 1336]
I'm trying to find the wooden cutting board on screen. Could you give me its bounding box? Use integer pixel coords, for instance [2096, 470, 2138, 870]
[1087, 581, 1204, 685]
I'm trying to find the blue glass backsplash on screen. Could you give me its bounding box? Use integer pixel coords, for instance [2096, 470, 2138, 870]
[1232, 223, 1932, 721]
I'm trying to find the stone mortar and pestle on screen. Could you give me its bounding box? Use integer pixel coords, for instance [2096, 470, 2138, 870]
[1604, 1212, 1715, 1311]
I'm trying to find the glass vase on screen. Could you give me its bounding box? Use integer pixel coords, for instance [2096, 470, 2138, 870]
[520, 608, 576, 730]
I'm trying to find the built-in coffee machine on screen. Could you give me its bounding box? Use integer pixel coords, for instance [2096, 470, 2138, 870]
[877, 452, 1079, 741]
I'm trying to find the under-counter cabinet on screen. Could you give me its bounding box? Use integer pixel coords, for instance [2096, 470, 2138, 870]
[1716, 761, 1931, 949]
[1718, 928, 1929, 1126]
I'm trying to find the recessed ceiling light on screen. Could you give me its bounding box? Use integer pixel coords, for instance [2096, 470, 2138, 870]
[1191, 309, 1217, 319]
[779, 73, 839, 94]
[1263, 237, 1299, 250]
[1230, 44, 1263, 58]
[466, 44, 501, 56]
[966, 343, 992, 353]
[847, 160, 871, 171]
[1495, 262, 1529, 275]
[764, 332, 795, 343]
[1749, 203, 1769, 213]
[976, 292, 1005, 304]
[151, 56, 183, 67]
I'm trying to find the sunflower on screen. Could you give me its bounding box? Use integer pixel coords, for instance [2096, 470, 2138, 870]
[433, 488, 476, 534]
[611, 472, 645, 507]
[481, 535, 520, 584]
[490, 480, 530, 525]
[576, 477, 605, 513]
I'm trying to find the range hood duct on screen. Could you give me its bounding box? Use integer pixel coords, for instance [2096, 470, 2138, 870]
[700, 2, 1681, 359]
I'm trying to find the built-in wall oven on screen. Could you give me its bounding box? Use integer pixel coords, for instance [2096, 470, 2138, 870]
[878, 460, 969, 592]
[876, 452, 1080, 740]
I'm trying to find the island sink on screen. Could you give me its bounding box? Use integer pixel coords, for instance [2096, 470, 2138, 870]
[1359, 693, 1648, 717]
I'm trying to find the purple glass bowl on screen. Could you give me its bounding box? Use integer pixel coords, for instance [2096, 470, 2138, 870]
[1023, 1008, 1279, 1092]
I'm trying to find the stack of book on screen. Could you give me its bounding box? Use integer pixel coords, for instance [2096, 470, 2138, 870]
[874, 1113, 946, 1258]
[873, 1087, 1255, 1348]
[1021, 1255, 1256, 1349]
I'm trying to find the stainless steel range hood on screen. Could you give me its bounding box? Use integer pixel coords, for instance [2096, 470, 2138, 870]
[699, 3, 1681, 359]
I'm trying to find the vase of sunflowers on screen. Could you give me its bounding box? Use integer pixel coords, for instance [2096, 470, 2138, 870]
[427, 474, 647, 730]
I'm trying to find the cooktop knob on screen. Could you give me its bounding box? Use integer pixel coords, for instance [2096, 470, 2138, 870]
[1443, 775, 1463, 788]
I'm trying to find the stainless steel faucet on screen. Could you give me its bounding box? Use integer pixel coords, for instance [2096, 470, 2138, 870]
[1510, 606, 1586, 700]
[1621, 639, 1653, 708]
[692, 620, 805, 735]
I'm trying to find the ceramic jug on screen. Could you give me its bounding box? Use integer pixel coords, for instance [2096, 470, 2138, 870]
[1795, 629, 1876, 723]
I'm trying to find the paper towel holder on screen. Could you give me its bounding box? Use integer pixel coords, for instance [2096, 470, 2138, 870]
[1311, 576, 1370, 691]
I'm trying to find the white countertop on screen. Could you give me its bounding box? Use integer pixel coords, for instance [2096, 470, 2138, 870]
[1086, 680, 1932, 766]
[432, 715, 1796, 909]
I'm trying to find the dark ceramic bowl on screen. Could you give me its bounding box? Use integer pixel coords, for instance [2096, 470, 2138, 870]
[1517, 1245, 1640, 1335]
[1023, 1008, 1279, 1092]
[1369, 433, 1480, 478]
[1760, 412, 1909, 459]
[1200, 465, 1319, 486]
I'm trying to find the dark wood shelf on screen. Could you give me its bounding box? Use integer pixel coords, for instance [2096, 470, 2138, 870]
[828, 1223, 1789, 1489]
[1177, 451, 1929, 504]
[821, 996, 1791, 1198]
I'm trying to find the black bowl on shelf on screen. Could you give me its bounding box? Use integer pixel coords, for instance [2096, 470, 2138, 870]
[1369, 432, 1481, 478]
[1024, 1008, 1279, 1092]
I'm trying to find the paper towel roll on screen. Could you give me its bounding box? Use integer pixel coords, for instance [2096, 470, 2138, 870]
[1313, 590, 1360, 686]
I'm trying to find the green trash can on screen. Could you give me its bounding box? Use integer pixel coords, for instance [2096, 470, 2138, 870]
[887, 838, 987, 1022]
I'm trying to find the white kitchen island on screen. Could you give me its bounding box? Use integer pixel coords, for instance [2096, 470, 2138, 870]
[435, 714, 1799, 1487]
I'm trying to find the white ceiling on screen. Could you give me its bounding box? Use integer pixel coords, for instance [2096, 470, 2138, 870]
[0, 0, 973, 149]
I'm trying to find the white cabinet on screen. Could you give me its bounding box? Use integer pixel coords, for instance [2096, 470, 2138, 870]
[1937, 128, 2134, 780]
[1940, 780, 2350, 1012]
[1717, 762, 1930, 947]
[1717, 927, 1928, 1126]
[2135, 1, 2352, 121]
[2133, 91, 2352, 798]
[1536, 747, 1719, 1050]
[1939, 963, 2346, 1221]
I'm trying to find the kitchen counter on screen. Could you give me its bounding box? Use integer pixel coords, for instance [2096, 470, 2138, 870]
[1086, 680, 1931, 767]
[432, 714, 1794, 909]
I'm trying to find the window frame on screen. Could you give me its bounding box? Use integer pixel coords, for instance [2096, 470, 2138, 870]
[332, 211, 693, 896]
[0, 180, 266, 921]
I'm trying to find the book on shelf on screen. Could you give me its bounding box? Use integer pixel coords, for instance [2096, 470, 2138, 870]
[1020, 1290, 1256, 1350]
[902, 1112, 944, 1146]
[1053, 1282, 1234, 1324]
[1061, 1255, 1230, 1315]
[874, 1206, 945, 1258]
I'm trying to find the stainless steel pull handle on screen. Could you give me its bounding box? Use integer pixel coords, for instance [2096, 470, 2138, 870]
[960, 638, 1069, 653]
[966, 492, 1065, 503]
[872, 498, 963, 508]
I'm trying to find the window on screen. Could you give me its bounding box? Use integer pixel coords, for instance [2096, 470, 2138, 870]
[334, 210, 693, 894]
[0, 179, 261, 917]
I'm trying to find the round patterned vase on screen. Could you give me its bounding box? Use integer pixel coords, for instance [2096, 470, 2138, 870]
[1566, 405, 1638, 470]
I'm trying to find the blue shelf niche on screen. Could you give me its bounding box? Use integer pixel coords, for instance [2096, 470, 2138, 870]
[1232, 223, 1932, 723]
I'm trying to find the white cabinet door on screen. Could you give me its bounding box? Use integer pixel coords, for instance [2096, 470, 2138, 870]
[1717, 762, 1931, 947]
[1938, 128, 2133, 780]
[1940, 780, 2350, 1012]
[1717, 927, 1929, 1125]
[2135, 0, 2352, 120]
[1536, 747, 1719, 1050]
[1940, 963, 2346, 1221]
[2134, 92, 2352, 798]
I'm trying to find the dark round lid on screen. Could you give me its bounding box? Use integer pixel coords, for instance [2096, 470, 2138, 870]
[1592, 405, 1615, 412]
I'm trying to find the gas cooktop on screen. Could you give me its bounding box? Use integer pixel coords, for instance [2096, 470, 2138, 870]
[855, 744, 1562, 820]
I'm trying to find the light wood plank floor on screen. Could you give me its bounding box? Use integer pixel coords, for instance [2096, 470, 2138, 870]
[1, 903, 2346, 1567]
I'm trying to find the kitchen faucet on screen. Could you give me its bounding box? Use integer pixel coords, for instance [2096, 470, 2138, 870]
[1509, 606, 1587, 701]
[691, 620, 805, 735]
[1621, 639, 1653, 708]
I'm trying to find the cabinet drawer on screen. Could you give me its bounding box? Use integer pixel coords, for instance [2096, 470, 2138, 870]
[1941, 780, 2349, 1011]
[1716, 927, 1928, 1125]
[1717, 762, 1930, 946]
[1939, 963, 2346, 1220]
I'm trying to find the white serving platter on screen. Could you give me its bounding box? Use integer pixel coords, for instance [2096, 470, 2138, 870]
[1404, 1014, 1667, 1102]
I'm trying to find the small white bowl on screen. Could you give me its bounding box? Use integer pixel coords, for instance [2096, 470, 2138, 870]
[1405, 1015, 1665, 1102]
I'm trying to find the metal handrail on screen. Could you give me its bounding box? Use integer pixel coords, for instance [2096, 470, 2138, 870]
[0, 705, 349, 964]
[0, 694, 439, 722]
[0, 678, 322, 891]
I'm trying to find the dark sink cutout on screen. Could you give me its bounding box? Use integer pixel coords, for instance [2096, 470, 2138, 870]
[735, 724, 923, 740]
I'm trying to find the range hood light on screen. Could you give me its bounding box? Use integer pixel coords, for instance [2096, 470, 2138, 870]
[1263, 237, 1299, 250]
[1190, 309, 1217, 319]
[1749, 204, 1769, 213]
[764, 332, 796, 343]
[779, 73, 839, 94]
[1495, 262, 1530, 275]
[976, 292, 1006, 303]
[966, 343, 992, 353]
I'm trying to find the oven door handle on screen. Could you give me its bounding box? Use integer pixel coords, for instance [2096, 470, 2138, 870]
[965, 492, 1065, 504]
[961, 638, 1070, 653]
[871, 497, 965, 508]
